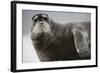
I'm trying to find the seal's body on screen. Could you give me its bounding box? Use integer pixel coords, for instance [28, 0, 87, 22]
[31, 13, 91, 61]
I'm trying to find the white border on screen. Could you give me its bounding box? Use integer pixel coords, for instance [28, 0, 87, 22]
[16, 4, 96, 70]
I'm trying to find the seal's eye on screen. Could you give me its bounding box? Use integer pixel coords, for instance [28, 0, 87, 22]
[32, 15, 38, 22]
[43, 17, 48, 21]
[33, 19, 37, 22]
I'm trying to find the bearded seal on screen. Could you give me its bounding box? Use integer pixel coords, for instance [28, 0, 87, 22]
[31, 13, 91, 62]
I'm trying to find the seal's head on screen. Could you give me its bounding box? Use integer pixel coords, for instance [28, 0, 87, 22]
[31, 13, 52, 42]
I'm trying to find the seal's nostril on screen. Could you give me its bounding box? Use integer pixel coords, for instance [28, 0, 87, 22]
[39, 22, 43, 25]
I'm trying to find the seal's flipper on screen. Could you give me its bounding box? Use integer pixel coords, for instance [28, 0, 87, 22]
[72, 25, 90, 58]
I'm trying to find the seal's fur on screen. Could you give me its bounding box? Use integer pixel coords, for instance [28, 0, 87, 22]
[31, 13, 91, 61]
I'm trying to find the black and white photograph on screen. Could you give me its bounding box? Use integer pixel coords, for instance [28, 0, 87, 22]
[22, 10, 91, 62]
[11, 1, 97, 72]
